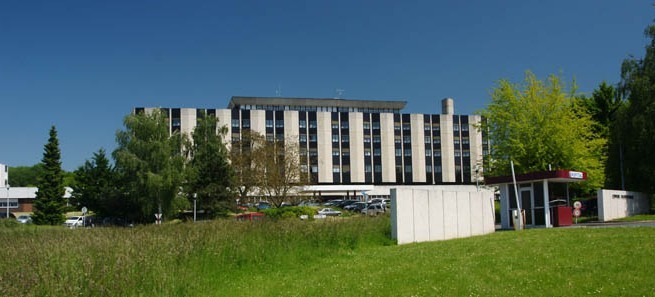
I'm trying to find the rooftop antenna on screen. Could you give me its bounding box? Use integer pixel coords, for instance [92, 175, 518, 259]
[335, 88, 345, 99]
[275, 85, 282, 97]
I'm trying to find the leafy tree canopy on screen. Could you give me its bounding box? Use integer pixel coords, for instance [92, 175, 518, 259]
[479, 71, 606, 192]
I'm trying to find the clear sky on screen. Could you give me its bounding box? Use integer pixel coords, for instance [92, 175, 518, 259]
[1, 1, 653, 172]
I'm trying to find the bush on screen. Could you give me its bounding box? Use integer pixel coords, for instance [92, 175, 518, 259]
[0, 219, 19, 228]
[261, 206, 317, 219]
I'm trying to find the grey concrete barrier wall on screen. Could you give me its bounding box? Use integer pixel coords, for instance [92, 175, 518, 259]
[391, 188, 495, 245]
[598, 189, 650, 221]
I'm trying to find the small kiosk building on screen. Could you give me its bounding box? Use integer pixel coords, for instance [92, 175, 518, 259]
[486, 170, 587, 229]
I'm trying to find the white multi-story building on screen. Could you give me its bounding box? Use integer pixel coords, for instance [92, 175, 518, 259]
[0, 163, 7, 187]
[136, 97, 489, 198]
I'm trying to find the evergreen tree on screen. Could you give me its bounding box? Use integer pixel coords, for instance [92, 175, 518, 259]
[71, 149, 118, 217]
[32, 126, 66, 225]
[186, 114, 235, 218]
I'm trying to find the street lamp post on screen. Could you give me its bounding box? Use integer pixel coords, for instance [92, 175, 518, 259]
[6, 185, 10, 219]
[193, 193, 197, 222]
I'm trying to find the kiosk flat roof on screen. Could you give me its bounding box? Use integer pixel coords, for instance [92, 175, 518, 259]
[485, 170, 586, 185]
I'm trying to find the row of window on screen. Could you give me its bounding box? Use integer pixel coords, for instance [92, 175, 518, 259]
[237, 104, 400, 114]
[230, 118, 472, 133]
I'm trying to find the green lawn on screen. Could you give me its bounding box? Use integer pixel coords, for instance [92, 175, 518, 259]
[1, 216, 654, 296]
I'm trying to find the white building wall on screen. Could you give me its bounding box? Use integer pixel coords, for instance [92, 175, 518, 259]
[598, 189, 651, 221]
[317, 112, 333, 183]
[0, 164, 7, 187]
[440, 115, 456, 182]
[249, 110, 266, 136]
[380, 113, 396, 183]
[180, 108, 197, 136]
[216, 109, 232, 140]
[349, 113, 365, 183]
[391, 187, 495, 245]
[410, 114, 426, 183]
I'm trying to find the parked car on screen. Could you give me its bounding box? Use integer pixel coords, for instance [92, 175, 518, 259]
[298, 200, 320, 207]
[16, 215, 32, 224]
[63, 216, 85, 228]
[344, 202, 367, 212]
[256, 201, 272, 210]
[337, 200, 358, 208]
[317, 208, 342, 216]
[323, 199, 343, 206]
[361, 203, 385, 216]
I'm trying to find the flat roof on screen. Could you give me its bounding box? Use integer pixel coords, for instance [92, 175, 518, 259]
[485, 170, 587, 185]
[228, 96, 407, 110]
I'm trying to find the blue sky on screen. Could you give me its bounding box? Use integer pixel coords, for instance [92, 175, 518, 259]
[1, 1, 653, 172]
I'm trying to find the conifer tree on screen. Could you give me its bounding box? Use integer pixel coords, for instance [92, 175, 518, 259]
[32, 126, 66, 225]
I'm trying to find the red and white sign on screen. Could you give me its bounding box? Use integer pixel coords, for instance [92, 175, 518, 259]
[573, 209, 581, 217]
[573, 201, 582, 209]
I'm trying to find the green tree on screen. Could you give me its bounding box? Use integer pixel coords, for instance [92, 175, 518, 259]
[7, 164, 44, 187]
[113, 109, 186, 223]
[32, 126, 66, 225]
[71, 149, 118, 217]
[186, 114, 235, 218]
[479, 71, 606, 192]
[256, 136, 308, 207]
[615, 23, 655, 194]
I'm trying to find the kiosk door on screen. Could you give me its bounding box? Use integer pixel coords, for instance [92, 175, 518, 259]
[520, 188, 533, 226]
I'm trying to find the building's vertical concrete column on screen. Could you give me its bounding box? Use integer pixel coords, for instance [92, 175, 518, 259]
[180, 108, 197, 137]
[317, 112, 333, 183]
[284, 111, 300, 183]
[543, 180, 551, 228]
[468, 115, 484, 182]
[440, 115, 456, 182]
[216, 109, 232, 149]
[249, 110, 266, 136]
[411, 114, 426, 183]
[349, 113, 365, 183]
[380, 113, 396, 183]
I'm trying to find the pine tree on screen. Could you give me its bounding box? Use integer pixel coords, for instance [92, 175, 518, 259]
[32, 126, 66, 225]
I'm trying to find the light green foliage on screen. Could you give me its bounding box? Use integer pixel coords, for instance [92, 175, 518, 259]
[480, 71, 606, 192]
[7, 164, 44, 187]
[113, 109, 186, 222]
[32, 126, 66, 225]
[186, 114, 235, 218]
[615, 23, 655, 194]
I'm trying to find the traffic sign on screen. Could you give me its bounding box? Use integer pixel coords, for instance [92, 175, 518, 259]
[573, 209, 581, 217]
[573, 201, 582, 209]
[81, 207, 88, 214]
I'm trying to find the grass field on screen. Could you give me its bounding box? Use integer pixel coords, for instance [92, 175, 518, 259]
[1, 216, 654, 296]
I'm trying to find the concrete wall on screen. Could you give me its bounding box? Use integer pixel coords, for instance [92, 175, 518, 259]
[391, 187, 495, 245]
[598, 189, 650, 221]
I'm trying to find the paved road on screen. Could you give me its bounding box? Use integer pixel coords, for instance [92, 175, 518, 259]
[563, 220, 655, 228]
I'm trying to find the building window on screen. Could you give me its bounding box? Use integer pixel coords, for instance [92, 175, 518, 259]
[434, 150, 441, 157]
[332, 135, 339, 143]
[364, 136, 371, 143]
[341, 135, 349, 143]
[394, 135, 401, 144]
[435, 165, 442, 173]
[242, 119, 250, 128]
[364, 148, 371, 156]
[365, 165, 372, 173]
[309, 134, 317, 142]
[404, 148, 412, 156]
[454, 150, 461, 157]
[425, 149, 432, 157]
[332, 121, 339, 129]
[231, 119, 240, 128]
[424, 136, 431, 144]
[332, 165, 341, 173]
[299, 120, 306, 128]
[403, 136, 411, 144]
[266, 120, 273, 128]
[394, 123, 401, 131]
[372, 122, 380, 129]
[342, 165, 350, 173]
[462, 124, 469, 132]
[373, 135, 381, 143]
[363, 122, 370, 130]
[402, 123, 410, 130]
[374, 148, 381, 156]
[463, 150, 470, 157]
[462, 137, 469, 145]
[432, 123, 440, 131]
[426, 165, 432, 173]
[299, 134, 307, 142]
[395, 148, 402, 157]
[342, 148, 350, 157]
[454, 138, 460, 145]
[453, 123, 460, 131]
[332, 149, 340, 156]
[309, 148, 318, 156]
[275, 120, 284, 128]
[405, 165, 412, 172]
[341, 122, 349, 129]
[276, 134, 284, 142]
[433, 137, 441, 145]
[266, 134, 274, 142]
[374, 165, 382, 173]
[309, 120, 317, 128]
[424, 123, 431, 131]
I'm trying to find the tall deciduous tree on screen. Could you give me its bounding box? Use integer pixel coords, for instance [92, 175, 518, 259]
[615, 23, 655, 194]
[256, 136, 308, 207]
[230, 130, 266, 202]
[113, 109, 186, 222]
[71, 149, 118, 217]
[32, 126, 66, 225]
[479, 71, 606, 192]
[186, 114, 235, 217]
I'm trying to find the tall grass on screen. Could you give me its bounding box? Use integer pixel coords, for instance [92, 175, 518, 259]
[1, 216, 655, 296]
[0, 216, 392, 296]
